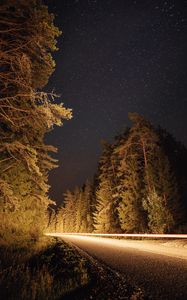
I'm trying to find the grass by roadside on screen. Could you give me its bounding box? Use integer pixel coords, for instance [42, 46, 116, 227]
[0, 237, 89, 300]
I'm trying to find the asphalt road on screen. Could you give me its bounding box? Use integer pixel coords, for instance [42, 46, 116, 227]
[60, 235, 187, 300]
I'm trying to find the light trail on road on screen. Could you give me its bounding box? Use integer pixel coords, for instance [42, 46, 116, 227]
[45, 232, 187, 239]
[45, 232, 187, 260]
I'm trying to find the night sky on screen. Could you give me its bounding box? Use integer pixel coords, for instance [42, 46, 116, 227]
[45, 0, 187, 203]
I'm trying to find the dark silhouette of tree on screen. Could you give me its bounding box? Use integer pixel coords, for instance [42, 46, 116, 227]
[74, 181, 94, 232]
[157, 127, 187, 225]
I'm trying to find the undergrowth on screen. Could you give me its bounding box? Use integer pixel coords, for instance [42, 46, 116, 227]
[0, 237, 89, 300]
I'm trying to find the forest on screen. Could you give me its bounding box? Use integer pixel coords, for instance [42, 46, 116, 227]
[0, 0, 187, 248]
[1, 1, 187, 299]
[51, 113, 187, 235]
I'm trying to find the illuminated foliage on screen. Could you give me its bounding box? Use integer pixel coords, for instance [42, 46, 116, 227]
[143, 190, 175, 233]
[63, 189, 77, 232]
[59, 113, 185, 234]
[56, 182, 94, 233]
[143, 150, 183, 233]
[59, 114, 186, 234]
[117, 113, 184, 233]
[93, 143, 120, 233]
[0, 0, 72, 243]
[92, 113, 185, 234]
[93, 180, 116, 233]
[116, 148, 147, 233]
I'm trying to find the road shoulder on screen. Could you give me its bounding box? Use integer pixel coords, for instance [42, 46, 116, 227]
[61, 242, 146, 300]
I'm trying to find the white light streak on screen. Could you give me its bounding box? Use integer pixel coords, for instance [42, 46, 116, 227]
[45, 232, 187, 260]
[45, 232, 187, 239]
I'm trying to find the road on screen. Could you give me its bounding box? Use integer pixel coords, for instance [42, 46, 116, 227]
[55, 234, 187, 299]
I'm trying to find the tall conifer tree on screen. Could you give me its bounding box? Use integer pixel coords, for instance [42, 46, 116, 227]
[94, 143, 119, 232]
[0, 0, 72, 243]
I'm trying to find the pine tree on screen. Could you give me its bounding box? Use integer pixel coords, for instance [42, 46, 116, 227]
[127, 113, 183, 233]
[114, 113, 184, 233]
[0, 0, 72, 243]
[118, 113, 158, 232]
[127, 113, 159, 193]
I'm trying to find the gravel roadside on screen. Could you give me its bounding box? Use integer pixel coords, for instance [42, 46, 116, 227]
[61, 244, 146, 300]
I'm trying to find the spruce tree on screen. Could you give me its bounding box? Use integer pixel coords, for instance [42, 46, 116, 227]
[74, 186, 83, 232]
[143, 150, 183, 233]
[94, 179, 119, 233]
[81, 180, 94, 232]
[60, 182, 94, 233]
[63, 190, 76, 232]
[113, 124, 146, 232]
[94, 143, 119, 233]
[117, 147, 147, 232]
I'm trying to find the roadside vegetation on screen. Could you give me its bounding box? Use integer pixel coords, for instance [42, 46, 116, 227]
[0, 237, 89, 300]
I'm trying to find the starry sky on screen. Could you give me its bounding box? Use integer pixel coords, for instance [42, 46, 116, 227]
[44, 0, 187, 203]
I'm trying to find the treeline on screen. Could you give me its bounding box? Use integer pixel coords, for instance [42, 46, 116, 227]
[53, 113, 187, 234]
[50, 181, 94, 233]
[0, 0, 71, 244]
